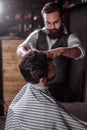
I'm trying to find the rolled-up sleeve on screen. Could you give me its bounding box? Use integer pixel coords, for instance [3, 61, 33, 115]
[68, 33, 85, 60]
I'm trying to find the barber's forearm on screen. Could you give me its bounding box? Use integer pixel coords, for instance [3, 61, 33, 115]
[62, 46, 81, 59]
[45, 46, 82, 59]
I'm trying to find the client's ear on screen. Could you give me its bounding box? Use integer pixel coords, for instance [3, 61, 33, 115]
[39, 78, 46, 84]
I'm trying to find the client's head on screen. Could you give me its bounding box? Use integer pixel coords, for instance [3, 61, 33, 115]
[19, 50, 55, 84]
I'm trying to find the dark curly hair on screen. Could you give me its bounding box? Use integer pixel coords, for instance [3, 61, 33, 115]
[19, 51, 51, 84]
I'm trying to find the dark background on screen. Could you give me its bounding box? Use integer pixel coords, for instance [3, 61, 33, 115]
[0, 0, 54, 38]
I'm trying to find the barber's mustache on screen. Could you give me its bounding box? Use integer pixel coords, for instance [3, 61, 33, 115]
[47, 29, 59, 32]
[47, 29, 59, 31]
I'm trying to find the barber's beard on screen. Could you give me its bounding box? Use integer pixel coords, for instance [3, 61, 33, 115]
[46, 26, 64, 39]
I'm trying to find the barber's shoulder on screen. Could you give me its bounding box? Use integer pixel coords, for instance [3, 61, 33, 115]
[27, 29, 39, 40]
[68, 33, 79, 39]
[68, 33, 81, 46]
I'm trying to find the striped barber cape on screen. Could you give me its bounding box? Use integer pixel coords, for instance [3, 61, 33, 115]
[5, 83, 87, 130]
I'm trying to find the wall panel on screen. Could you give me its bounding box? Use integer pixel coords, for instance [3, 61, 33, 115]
[2, 40, 25, 111]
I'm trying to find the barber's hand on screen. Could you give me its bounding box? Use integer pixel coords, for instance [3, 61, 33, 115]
[44, 47, 65, 59]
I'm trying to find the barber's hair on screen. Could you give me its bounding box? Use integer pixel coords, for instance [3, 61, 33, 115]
[41, 2, 63, 17]
[19, 51, 51, 84]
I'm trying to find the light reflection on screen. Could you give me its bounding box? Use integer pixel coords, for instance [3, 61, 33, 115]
[0, 1, 4, 15]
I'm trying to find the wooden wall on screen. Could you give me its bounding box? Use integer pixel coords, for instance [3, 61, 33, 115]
[2, 40, 26, 111]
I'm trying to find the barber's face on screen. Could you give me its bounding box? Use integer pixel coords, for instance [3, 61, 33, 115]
[43, 11, 63, 39]
[47, 61, 55, 82]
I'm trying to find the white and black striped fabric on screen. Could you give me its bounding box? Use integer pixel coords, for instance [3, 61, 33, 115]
[5, 83, 87, 130]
